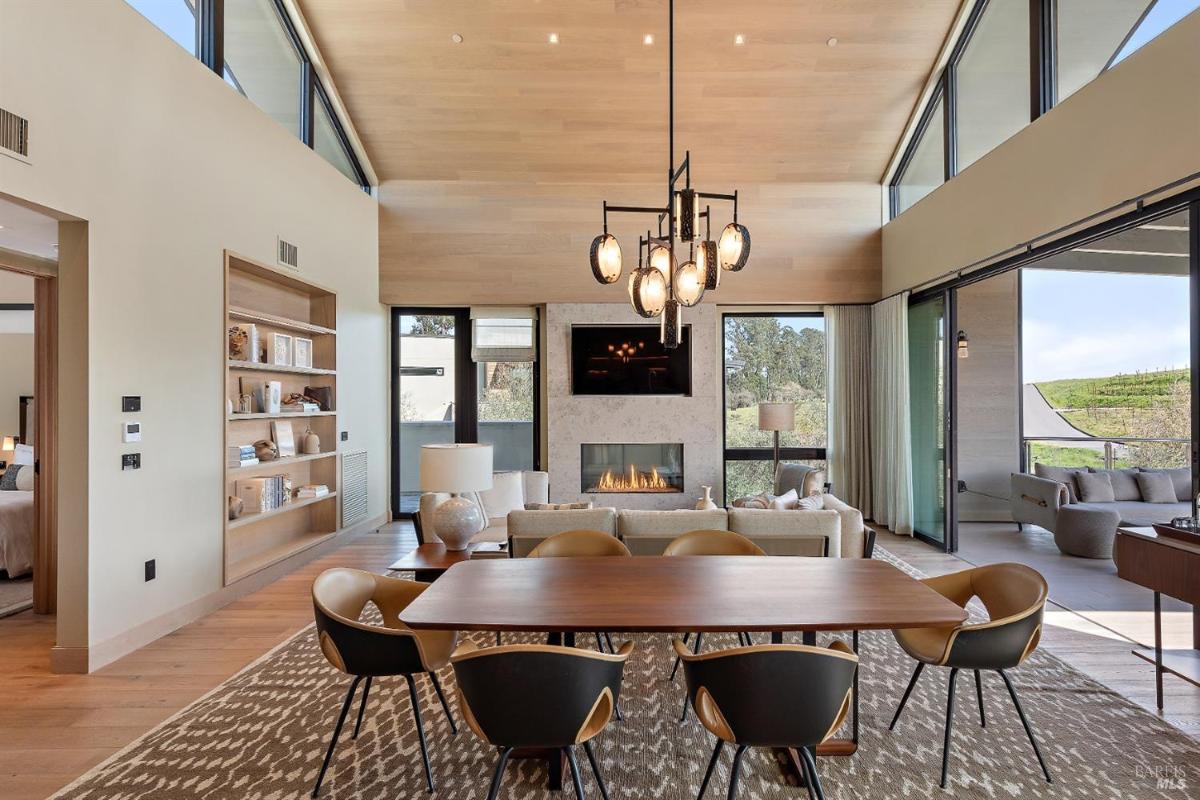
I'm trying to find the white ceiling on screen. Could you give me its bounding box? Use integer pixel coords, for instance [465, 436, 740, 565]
[0, 196, 58, 260]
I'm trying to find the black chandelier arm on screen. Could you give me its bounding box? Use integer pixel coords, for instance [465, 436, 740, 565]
[696, 189, 740, 223]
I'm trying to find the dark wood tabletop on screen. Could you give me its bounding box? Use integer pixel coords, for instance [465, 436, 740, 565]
[399, 556, 967, 633]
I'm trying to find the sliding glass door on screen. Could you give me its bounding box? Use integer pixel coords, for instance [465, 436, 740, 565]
[909, 293, 956, 549]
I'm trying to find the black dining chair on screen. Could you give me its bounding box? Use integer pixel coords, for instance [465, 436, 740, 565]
[451, 640, 634, 800]
[888, 562, 1052, 789]
[675, 639, 858, 800]
[311, 568, 458, 796]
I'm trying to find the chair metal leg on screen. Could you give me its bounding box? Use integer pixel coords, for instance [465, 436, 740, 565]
[428, 671, 457, 734]
[889, 662, 924, 730]
[351, 676, 372, 740]
[496, 631, 502, 646]
[697, 740, 723, 800]
[796, 746, 817, 800]
[726, 744, 748, 800]
[405, 673, 435, 792]
[566, 746, 587, 800]
[596, 632, 606, 652]
[799, 747, 826, 800]
[940, 667, 960, 789]
[605, 633, 617, 653]
[680, 686, 691, 723]
[485, 747, 513, 800]
[974, 669, 986, 728]
[680, 632, 705, 722]
[582, 740, 610, 800]
[670, 632, 693, 682]
[999, 670, 1053, 783]
[312, 676, 362, 798]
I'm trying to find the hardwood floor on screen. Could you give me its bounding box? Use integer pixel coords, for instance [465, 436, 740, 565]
[0, 521, 1195, 799]
[876, 527, 1200, 742]
[0, 525, 416, 800]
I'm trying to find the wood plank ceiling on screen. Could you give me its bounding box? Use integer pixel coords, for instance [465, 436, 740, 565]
[298, 0, 962, 305]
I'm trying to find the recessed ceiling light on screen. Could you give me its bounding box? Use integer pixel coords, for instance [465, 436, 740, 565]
[450, 33, 463, 43]
[548, 32, 559, 44]
[734, 33, 745, 46]
[827, 36, 839, 47]
[0, 225, 5, 230]
[643, 33, 654, 45]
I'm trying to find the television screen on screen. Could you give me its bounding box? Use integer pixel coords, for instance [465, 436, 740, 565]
[571, 325, 691, 395]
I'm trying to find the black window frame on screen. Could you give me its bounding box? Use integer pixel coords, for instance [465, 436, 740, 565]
[188, 0, 370, 191]
[390, 308, 543, 519]
[720, 311, 828, 505]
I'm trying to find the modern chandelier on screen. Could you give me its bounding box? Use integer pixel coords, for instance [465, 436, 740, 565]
[588, 0, 750, 349]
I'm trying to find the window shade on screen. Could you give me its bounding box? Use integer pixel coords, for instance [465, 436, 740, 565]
[470, 307, 537, 362]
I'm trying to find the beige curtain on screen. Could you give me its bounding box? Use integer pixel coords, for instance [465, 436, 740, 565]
[870, 293, 914, 535]
[824, 305, 872, 516]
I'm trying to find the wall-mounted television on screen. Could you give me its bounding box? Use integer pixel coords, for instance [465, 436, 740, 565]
[571, 325, 691, 396]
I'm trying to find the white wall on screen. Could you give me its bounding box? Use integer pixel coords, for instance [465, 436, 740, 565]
[882, 10, 1200, 295]
[0, 1, 385, 668]
[0, 332, 33, 447]
[545, 304, 722, 510]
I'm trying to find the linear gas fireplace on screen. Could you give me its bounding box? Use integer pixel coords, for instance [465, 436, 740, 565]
[581, 443, 684, 494]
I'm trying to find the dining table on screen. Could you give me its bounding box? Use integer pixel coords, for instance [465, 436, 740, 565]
[399, 555, 967, 790]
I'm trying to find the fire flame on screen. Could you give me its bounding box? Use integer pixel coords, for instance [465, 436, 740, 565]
[590, 465, 675, 492]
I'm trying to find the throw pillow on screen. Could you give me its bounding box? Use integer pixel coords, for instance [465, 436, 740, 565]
[1135, 472, 1177, 504]
[478, 471, 526, 519]
[15, 465, 33, 491]
[796, 494, 825, 511]
[770, 488, 799, 511]
[524, 502, 594, 511]
[1140, 467, 1190, 503]
[0, 465, 22, 491]
[1088, 468, 1142, 501]
[732, 493, 773, 509]
[1075, 472, 1115, 503]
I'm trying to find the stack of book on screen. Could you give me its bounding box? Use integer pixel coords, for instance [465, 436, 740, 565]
[235, 475, 290, 513]
[282, 401, 320, 413]
[227, 444, 259, 469]
[296, 484, 330, 499]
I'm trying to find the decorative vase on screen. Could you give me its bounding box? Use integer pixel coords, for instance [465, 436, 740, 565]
[226, 397, 233, 415]
[300, 428, 321, 455]
[433, 494, 484, 550]
[228, 495, 244, 520]
[696, 485, 718, 510]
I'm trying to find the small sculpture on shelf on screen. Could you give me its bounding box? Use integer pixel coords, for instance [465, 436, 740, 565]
[228, 495, 244, 520]
[301, 428, 321, 455]
[254, 439, 279, 462]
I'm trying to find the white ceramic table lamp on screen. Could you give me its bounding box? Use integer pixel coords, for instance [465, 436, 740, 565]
[757, 402, 795, 479]
[420, 443, 493, 550]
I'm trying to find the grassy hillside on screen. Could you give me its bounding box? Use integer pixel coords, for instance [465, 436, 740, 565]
[1036, 369, 1188, 411]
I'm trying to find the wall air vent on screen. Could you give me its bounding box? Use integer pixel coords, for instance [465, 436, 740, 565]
[277, 237, 299, 270]
[0, 107, 30, 160]
[341, 449, 369, 528]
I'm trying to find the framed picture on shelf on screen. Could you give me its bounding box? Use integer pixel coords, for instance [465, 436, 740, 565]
[271, 419, 296, 457]
[271, 333, 293, 366]
[294, 337, 313, 369]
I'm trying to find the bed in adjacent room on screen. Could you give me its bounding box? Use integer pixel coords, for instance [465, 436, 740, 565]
[0, 460, 34, 578]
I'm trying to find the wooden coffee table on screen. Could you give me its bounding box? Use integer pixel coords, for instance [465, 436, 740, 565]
[401, 556, 965, 788]
[388, 542, 503, 581]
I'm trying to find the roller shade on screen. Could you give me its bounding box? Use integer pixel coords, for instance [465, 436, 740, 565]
[470, 307, 537, 362]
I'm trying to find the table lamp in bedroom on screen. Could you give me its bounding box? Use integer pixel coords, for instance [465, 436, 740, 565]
[1, 436, 14, 452]
[419, 443, 493, 550]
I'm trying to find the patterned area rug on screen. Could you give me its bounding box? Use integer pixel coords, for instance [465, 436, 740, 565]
[51, 549, 1200, 799]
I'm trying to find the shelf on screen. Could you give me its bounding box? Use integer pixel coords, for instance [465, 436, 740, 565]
[228, 411, 336, 421]
[227, 491, 339, 531]
[228, 360, 336, 376]
[228, 451, 337, 476]
[228, 306, 336, 336]
[225, 531, 335, 584]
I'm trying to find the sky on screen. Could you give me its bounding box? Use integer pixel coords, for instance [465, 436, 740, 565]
[1021, 269, 1189, 383]
[1113, 0, 1200, 64]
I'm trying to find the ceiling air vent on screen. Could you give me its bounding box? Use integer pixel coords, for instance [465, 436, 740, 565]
[277, 237, 299, 270]
[0, 107, 30, 160]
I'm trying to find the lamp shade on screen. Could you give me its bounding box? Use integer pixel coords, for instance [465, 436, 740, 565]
[757, 402, 795, 432]
[0, 436, 14, 451]
[589, 233, 622, 284]
[419, 443, 493, 493]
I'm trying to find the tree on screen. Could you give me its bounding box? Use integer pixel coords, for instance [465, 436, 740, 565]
[478, 362, 534, 421]
[406, 315, 455, 337]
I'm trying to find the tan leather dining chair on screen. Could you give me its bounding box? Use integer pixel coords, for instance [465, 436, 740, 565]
[311, 568, 458, 796]
[675, 639, 858, 800]
[666, 530, 766, 703]
[888, 563, 1052, 789]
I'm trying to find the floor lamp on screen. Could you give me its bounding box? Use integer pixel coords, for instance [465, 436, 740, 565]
[757, 402, 795, 486]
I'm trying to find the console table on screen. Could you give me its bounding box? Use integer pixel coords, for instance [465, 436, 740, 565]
[1114, 526, 1200, 709]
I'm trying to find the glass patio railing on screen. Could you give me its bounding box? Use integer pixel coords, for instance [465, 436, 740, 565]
[1022, 436, 1191, 472]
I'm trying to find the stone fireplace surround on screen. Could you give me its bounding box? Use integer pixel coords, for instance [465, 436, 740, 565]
[545, 303, 722, 510]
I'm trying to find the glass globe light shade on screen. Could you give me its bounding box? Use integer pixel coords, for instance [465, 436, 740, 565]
[673, 260, 705, 307]
[629, 267, 667, 318]
[648, 244, 674, 276]
[696, 239, 720, 290]
[589, 233, 622, 284]
[719, 222, 751, 272]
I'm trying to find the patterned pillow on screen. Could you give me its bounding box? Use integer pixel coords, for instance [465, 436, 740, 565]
[732, 493, 773, 509]
[0, 464, 23, 491]
[524, 502, 594, 511]
[796, 494, 825, 511]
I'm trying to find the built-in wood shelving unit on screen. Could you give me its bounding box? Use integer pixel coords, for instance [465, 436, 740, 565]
[224, 251, 340, 586]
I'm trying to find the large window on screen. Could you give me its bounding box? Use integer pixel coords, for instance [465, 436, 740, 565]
[889, 0, 1200, 217]
[722, 314, 827, 502]
[123, 0, 369, 190]
[954, 0, 1030, 171]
